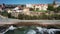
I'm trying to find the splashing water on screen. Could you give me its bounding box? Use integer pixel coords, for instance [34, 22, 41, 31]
[5, 26, 60, 34]
[36, 27, 60, 34]
[27, 29, 36, 34]
[9, 26, 16, 30]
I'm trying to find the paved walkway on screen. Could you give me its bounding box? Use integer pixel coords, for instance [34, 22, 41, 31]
[0, 15, 60, 25]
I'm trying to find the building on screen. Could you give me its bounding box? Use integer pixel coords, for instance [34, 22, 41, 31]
[26, 4, 34, 8]
[26, 4, 48, 11]
[23, 7, 30, 15]
[11, 6, 23, 17]
[12, 4, 48, 16]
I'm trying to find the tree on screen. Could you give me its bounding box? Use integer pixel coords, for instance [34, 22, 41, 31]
[18, 14, 24, 20]
[29, 8, 34, 11]
[56, 6, 60, 11]
[53, 0, 56, 5]
[33, 5, 35, 11]
[47, 5, 54, 11]
[1, 10, 8, 17]
[47, 0, 57, 13]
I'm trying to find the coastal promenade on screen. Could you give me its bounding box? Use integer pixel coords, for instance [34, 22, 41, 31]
[0, 15, 60, 26]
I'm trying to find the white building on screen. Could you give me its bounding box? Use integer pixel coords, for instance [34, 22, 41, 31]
[26, 4, 48, 10]
[23, 7, 30, 15]
[33, 4, 48, 10]
[26, 4, 33, 8]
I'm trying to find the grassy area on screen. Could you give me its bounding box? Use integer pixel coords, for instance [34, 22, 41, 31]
[33, 10, 47, 12]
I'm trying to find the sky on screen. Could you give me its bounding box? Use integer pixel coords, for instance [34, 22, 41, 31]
[0, 0, 60, 4]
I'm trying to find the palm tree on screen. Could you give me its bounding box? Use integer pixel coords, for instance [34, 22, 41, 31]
[33, 5, 35, 11]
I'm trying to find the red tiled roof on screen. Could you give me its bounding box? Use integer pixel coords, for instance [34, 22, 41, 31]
[33, 4, 48, 6]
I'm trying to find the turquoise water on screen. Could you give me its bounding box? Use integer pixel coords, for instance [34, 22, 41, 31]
[5, 26, 36, 34]
[5, 26, 60, 34]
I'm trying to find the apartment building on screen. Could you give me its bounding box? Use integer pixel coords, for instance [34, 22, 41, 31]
[26, 4, 48, 10]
